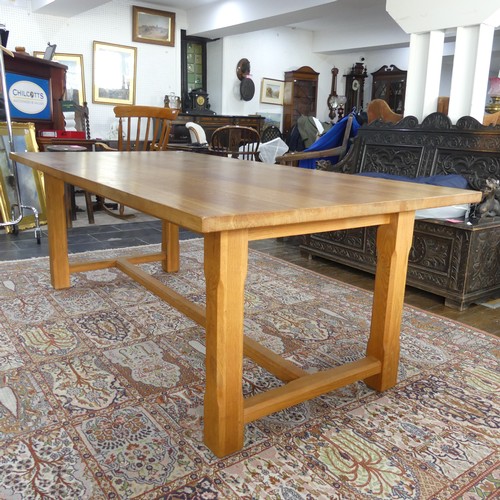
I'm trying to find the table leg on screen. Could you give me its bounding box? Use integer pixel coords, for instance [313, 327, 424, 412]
[203, 230, 248, 457]
[365, 211, 415, 392]
[161, 221, 180, 273]
[45, 175, 70, 289]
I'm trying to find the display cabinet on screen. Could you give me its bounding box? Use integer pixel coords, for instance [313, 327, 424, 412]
[371, 64, 407, 114]
[283, 66, 319, 138]
[4, 50, 66, 137]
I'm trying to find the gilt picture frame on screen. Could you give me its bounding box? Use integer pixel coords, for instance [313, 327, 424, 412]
[132, 6, 175, 47]
[0, 122, 47, 232]
[92, 41, 137, 105]
[34, 52, 86, 105]
[260, 78, 285, 105]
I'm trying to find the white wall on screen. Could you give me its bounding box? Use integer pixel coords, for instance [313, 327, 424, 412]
[207, 27, 415, 123]
[2, 1, 467, 138]
[1, 0, 186, 139]
[207, 27, 334, 124]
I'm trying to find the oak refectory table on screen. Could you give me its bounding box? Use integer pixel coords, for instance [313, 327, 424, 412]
[11, 150, 482, 457]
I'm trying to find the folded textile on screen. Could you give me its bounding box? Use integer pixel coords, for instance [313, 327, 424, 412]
[298, 114, 361, 169]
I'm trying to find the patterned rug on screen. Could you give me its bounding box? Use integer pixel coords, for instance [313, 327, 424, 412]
[0, 240, 498, 499]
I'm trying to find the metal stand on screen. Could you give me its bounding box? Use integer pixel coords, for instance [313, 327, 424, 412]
[0, 46, 41, 243]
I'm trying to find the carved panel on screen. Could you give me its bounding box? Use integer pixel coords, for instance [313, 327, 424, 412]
[360, 145, 425, 176]
[468, 224, 500, 291]
[312, 112, 500, 308]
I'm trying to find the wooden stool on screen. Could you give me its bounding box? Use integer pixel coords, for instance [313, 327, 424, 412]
[46, 145, 95, 227]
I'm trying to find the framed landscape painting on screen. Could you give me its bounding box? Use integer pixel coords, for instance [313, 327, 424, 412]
[133, 6, 175, 47]
[260, 78, 285, 105]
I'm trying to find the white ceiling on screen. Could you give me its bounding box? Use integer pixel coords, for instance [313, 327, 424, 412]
[23, 0, 404, 50]
[9, 0, 500, 61]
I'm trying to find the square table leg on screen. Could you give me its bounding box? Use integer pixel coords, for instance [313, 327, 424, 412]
[365, 211, 415, 392]
[203, 230, 248, 457]
[161, 221, 180, 273]
[45, 175, 70, 290]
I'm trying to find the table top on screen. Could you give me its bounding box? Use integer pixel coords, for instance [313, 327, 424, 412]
[12, 151, 482, 233]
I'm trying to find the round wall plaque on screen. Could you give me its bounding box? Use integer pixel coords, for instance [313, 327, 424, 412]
[236, 58, 251, 80]
[240, 77, 255, 101]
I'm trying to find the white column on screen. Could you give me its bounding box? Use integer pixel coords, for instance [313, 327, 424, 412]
[404, 31, 445, 121]
[448, 24, 495, 123]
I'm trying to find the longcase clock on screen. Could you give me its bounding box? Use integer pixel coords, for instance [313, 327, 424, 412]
[344, 61, 367, 114]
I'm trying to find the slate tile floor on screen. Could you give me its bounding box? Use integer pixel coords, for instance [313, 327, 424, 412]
[0, 219, 186, 261]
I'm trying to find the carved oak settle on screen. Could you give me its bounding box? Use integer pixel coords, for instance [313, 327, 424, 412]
[301, 112, 500, 310]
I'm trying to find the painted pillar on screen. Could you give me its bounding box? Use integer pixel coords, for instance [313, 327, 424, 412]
[405, 31, 445, 120]
[448, 24, 495, 122]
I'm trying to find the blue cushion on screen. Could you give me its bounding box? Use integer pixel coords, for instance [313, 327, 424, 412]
[358, 172, 469, 189]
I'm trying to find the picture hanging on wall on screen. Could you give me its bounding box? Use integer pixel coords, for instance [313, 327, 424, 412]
[132, 6, 175, 47]
[34, 52, 86, 105]
[260, 78, 284, 105]
[92, 41, 137, 105]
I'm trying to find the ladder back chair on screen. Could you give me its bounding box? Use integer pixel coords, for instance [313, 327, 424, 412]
[114, 105, 180, 151]
[96, 105, 179, 217]
[210, 125, 260, 160]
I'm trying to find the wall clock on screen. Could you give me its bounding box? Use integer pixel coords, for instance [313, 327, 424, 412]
[327, 67, 339, 120]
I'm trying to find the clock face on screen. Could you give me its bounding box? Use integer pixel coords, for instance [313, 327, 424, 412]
[352, 79, 360, 91]
[196, 95, 206, 106]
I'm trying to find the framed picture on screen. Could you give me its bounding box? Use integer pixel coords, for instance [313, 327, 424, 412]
[34, 52, 86, 105]
[132, 6, 175, 47]
[260, 78, 285, 105]
[92, 41, 137, 105]
[0, 122, 47, 232]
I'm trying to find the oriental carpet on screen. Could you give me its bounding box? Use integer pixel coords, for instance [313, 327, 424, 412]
[0, 240, 498, 499]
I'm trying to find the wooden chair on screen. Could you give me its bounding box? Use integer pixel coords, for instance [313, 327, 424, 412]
[366, 99, 403, 124]
[261, 125, 282, 143]
[185, 121, 208, 145]
[276, 114, 355, 168]
[114, 105, 179, 151]
[97, 105, 179, 217]
[209, 125, 260, 160]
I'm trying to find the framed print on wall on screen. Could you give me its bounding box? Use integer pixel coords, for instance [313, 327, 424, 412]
[34, 52, 86, 105]
[260, 78, 285, 105]
[132, 6, 175, 47]
[92, 41, 137, 105]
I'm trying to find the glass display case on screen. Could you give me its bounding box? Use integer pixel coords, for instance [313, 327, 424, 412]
[283, 66, 319, 138]
[371, 64, 407, 114]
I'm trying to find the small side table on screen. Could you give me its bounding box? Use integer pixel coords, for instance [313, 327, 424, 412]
[45, 145, 94, 227]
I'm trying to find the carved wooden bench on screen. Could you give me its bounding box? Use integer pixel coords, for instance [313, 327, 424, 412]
[301, 112, 500, 310]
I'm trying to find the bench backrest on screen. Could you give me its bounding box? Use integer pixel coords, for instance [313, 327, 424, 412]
[334, 112, 500, 191]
